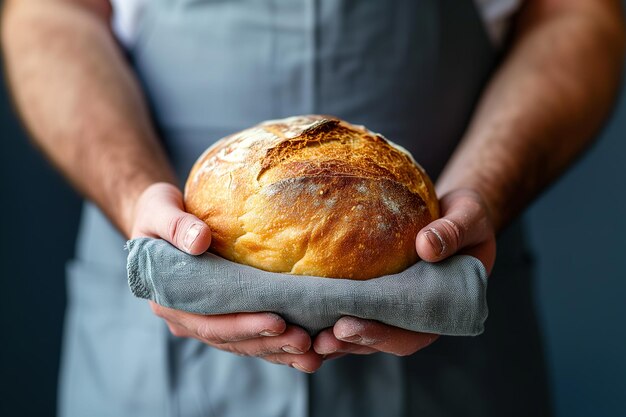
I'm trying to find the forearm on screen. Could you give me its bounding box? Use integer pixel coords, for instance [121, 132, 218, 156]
[1, 0, 175, 237]
[437, 0, 625, 232]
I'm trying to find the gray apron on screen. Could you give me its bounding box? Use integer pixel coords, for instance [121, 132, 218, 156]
[59, 0, 551, 416]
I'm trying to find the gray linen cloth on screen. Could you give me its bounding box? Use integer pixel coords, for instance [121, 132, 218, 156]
[126, 238, 488, 335]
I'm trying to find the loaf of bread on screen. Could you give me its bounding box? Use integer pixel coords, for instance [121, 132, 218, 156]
[184, 115, 439, 279]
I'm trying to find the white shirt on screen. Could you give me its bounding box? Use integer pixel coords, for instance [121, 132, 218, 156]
[110, 0, 523, 47]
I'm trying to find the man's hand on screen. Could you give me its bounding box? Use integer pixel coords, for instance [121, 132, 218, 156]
[132, 183, 323, 373]
[314, 188, 495, 358]
[416, 189, 496, 275]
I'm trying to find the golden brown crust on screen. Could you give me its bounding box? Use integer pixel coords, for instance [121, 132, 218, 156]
[184, 115, 439, 279]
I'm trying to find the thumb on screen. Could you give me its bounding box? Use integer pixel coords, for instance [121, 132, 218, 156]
[132, 183, 212, 255]
[415, 189, 494, 269]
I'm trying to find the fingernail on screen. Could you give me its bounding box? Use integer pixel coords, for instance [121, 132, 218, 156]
[282, 345, 304, 354]
[291, 363, 313, 373]
[339, 334, 362, 343]
[259, 330, 281, 337]
[425, 229, 445, 256]
[184, 223, 203, 252]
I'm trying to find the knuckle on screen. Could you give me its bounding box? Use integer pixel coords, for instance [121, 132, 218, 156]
[465, 196, 484, 216]
[167, 215, 188, 245]
[196, 323, 229, 345]
[440, 218, 464, 249]
[224, 345, 249, 357]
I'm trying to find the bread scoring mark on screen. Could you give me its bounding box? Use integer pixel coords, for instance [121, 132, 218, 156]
[260, 115, 333, 138]
[193, 127, 279, 184]
[216, 128, 275, 163]
[256, 119, 344, 180]
[227, 172, 234, 190]
[254, 118, 432, 216]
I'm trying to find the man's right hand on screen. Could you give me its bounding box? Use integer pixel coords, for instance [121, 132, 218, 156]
[131, 183, 323, 373]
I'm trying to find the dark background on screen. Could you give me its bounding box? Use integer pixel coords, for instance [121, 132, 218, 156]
[527, 85, 626, 414]
[1, 21, 626, 417]
[0, 57, 81, 415]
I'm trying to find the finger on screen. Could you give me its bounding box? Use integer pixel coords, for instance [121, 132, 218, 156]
[313, 328, 343, 355]
[334, 316, 438, 356]
[313, 328, 383, 356]
[416, 189, 493, 263]
[416, 189, 487, 261]
[263, 351, 324, 373]
[133, 183, 211, 255]
[193, 313, 287, 344]
[151, 303, 286, 343]
[223, 325, 312, 356]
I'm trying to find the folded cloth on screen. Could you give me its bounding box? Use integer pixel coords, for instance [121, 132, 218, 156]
[126, 238, 488, 335]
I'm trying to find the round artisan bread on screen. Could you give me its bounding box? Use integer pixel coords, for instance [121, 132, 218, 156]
[184, 115, 439, 280]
